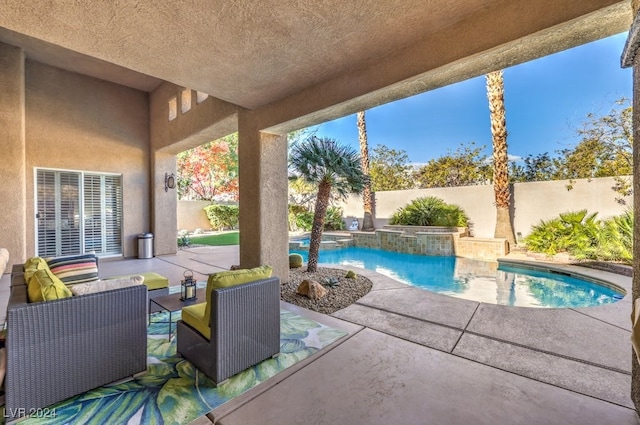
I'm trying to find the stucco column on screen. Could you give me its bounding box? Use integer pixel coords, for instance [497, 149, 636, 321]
[152, 152, 178, 256]
[0, 43, 26, 267]
[623, 3, 640, 414]
[238, 110, 289, 282]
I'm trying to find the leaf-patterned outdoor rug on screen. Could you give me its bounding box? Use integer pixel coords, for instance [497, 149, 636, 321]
[21, 310, 347, 425]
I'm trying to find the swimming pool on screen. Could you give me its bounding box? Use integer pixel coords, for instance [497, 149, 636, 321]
[289, 247, 624, 308]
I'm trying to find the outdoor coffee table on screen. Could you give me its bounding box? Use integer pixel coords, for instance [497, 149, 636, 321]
[149, 288, 204, 339]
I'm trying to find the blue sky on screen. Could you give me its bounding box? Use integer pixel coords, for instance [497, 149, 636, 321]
[311, 32, 632, 164]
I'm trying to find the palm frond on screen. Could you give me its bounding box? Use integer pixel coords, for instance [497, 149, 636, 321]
[289, 136, 367, 199]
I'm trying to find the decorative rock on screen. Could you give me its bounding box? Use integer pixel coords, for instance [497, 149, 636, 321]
[297, 279, 328, 300]
[308, 281, 328, 300]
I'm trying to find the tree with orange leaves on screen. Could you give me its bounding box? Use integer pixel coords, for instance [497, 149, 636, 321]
[177, 134, 239, 201]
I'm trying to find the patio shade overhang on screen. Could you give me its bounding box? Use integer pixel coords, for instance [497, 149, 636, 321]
[0, 0, 631, 133]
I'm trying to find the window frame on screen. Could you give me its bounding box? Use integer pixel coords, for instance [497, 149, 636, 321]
[34, 167, 124, 258]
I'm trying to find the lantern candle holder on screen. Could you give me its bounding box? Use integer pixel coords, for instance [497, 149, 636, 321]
[180, 270, 197, 301]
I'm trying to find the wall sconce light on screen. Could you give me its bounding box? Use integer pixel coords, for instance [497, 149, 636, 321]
[165, 173, 176, 192]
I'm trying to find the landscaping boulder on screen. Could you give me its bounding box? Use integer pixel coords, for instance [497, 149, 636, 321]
[297, 279, 328, 300]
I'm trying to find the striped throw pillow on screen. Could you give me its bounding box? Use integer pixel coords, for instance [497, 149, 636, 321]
[46, 253, 99, 285]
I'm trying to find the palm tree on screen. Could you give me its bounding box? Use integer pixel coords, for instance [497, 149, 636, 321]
[289, 136, 367, 272]
[357, 111, 376, 231]
[486, 70, 516, 247]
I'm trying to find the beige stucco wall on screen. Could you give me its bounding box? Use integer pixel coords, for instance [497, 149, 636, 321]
[177, 201, 212, 231]
[149, 82, 238, 155]
[341, 185, 496, 238]
[511, 177, 631, 239]
[24, 61, 150, 258]
[238, 117, 290, 282]
[339, 176, 631, 240]
[148, 82, 240, 255]
[0, 43, 26, 270]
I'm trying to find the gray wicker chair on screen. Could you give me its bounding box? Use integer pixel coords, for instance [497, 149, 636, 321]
[176, 277, 280, 386]
[5, 270, 148, 421]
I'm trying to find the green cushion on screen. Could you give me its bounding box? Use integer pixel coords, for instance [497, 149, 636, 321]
[27, 268, 73, 303]
[203, 265, 273, 337]
[105, 272, 169, 291]
[182, 303, 209, 339]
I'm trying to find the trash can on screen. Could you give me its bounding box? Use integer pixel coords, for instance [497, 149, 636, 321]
[138, 233, 153, 259]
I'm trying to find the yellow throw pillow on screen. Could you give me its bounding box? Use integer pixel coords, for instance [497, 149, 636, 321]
[23, 257, 48, 282]
[27, 268, 73, 303]
[204, 265, 273, 327]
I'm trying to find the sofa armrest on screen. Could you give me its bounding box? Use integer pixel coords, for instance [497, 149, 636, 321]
[5, 284, 148, 419]
[10, 264, 24, 288]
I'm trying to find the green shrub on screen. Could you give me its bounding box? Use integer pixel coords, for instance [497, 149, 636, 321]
[324, 206, 345, 231]
[177, 229, 191, 248]
[204, 204, 239, 231]
[322, 276, 340, 287]
[524, 209, 634, 264]
[288, 205, 345, 232]
[289, 205, 314, 231]
[389, 196, 468, 227]
[345, 270, 356, 279]
[598, 209, 633, 264]
[524, 210, 600, 259]
[289, 253, 303, 268]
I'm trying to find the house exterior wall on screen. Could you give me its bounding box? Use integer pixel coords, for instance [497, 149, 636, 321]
[0, 43, 26, 267]
[24, 61, 150, 258]
[148, 82, 241, 256]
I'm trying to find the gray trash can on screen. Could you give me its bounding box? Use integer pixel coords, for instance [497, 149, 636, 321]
[138, 233, 153, 259]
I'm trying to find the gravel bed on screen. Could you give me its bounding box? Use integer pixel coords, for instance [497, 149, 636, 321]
[281, 267, 373, 314]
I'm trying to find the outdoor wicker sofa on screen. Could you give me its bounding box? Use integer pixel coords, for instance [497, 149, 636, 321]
[5, 267, 148, 421]
[176, 276, 281, 385]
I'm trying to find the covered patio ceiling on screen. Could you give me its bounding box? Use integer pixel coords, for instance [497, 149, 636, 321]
[0, 0, 631, 133]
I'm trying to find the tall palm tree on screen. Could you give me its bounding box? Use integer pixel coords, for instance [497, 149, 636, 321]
[357, 111, 376, 231]
[289, 136, 367, 272]
[486, 70, 516, 247]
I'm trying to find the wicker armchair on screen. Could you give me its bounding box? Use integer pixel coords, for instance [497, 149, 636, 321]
[176, 277, 280, 385]
[5, 268, 147, 421]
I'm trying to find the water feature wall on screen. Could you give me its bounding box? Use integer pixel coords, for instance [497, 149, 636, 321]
[456, 237, 508, 261]
[288, 233, 354, 251]
[352, 227, 507, 261]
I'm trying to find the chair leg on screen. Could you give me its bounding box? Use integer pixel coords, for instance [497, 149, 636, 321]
[215, 378, 229, 387]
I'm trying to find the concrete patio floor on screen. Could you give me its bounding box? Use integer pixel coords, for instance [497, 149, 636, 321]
[2, 245, 637, 424]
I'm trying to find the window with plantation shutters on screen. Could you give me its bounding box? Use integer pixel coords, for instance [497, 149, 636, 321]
[36, 169, 123, 257]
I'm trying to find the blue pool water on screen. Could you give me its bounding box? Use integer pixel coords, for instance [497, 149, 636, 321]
[290, 247, 624, 308]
